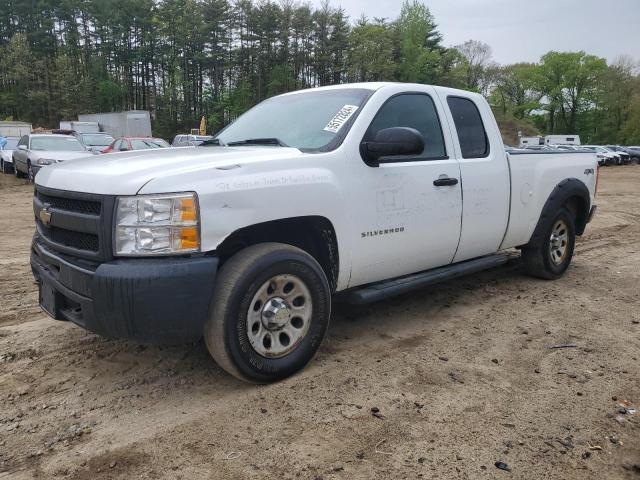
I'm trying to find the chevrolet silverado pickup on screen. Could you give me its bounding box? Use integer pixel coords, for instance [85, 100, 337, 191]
[31, 83, 598, 383]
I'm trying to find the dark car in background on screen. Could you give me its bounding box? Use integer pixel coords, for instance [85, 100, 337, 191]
[102, 137, 170, 153]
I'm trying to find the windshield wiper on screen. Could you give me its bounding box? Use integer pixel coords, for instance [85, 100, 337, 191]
[226, 138, 288, 147]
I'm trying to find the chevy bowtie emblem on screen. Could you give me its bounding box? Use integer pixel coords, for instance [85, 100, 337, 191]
[39, 205, 52, 227]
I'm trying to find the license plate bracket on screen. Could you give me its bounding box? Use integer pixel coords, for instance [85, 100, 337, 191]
[39, 281, 59, 318]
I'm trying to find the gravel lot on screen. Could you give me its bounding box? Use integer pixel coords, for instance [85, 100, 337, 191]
[0, 167, 639, 479]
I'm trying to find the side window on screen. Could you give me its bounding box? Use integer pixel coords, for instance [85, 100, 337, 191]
[18, 136, 28, 147]
[363, 94, 446, 162]
[447, 96, 489, 159]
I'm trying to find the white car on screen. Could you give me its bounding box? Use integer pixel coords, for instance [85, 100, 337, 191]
[0, 137, 19, 173]
[31, 83, 598, 382]
[12, 134, 93, 181]
[581, 145, 618, 166]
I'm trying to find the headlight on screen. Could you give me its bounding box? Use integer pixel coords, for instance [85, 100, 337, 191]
[36, 158, 56, 165]
[114, 193, 200, 256]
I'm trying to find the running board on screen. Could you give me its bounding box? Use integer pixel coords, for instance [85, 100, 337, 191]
[340, 254, 510, 305]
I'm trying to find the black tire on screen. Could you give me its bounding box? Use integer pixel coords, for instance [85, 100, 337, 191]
[522, 207, 576, 280]
[204, 243, 331, 383]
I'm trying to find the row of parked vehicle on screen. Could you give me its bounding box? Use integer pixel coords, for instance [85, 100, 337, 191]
[507, 143, 640, 166]
[0, 131, 200, 180]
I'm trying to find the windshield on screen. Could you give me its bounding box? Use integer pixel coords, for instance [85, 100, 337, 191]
[131, 138, 170, 149]
[31, 136, 85, 151]
[215, 88, 372, 150]
[80, 134, 115, 146]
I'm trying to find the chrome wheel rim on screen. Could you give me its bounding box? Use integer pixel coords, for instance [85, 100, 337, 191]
[549, 220, 569, 265]
[246, 274, 312, 358]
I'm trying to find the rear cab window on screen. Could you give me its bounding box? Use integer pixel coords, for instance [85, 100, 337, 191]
[447, 96, 489, 159]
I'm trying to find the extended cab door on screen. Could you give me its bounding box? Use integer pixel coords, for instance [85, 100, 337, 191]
[436, 92, 510, 263]
[346, 89, 463, 287]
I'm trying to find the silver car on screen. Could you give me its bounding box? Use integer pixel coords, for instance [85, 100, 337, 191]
[13, 134, 92, 181]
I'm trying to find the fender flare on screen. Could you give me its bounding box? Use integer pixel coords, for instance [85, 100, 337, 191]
[527, 178, 591, 247]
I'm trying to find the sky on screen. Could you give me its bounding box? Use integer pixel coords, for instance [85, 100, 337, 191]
[311, 0, 640, 65]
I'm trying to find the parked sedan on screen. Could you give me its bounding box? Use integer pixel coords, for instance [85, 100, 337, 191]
[13, 134, 92, 181]
[75, 132, 115, 153]
[581, 146, 618, 166]
[171, 134, 213, 146]
[102, 137, 170, 153]
[607, 145, 639, 164]
[0, 137, 19, 173]
[602, 146, 630, 165]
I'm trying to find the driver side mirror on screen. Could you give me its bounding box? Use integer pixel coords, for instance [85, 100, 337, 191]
[18, 145, 27, 151]
[360, 127, 425, 166]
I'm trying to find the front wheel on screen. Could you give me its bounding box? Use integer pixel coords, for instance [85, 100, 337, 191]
[522, 207, 576, 280]
[204, 243, 331, 383]
[27, 162, 35, 182]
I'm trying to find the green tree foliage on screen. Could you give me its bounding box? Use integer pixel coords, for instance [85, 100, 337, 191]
[0, 0, 638, 144]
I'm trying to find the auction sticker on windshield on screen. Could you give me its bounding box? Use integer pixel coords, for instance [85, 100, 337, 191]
[323, 105, 359, 133]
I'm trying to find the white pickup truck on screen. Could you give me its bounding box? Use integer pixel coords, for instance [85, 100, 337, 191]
[31, 83, 598, 383]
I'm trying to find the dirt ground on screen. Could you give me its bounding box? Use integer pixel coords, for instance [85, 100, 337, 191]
[0, 167, 638, 480]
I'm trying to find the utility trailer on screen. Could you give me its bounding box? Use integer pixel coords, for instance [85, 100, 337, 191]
[0, 121, 32, 137]
[78, 111, 152, 138]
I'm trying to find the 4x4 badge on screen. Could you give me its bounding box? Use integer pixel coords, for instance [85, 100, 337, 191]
[39, 205, 52, 227]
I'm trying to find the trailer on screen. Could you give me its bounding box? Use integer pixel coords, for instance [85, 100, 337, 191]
[0, 121, 32, 137]
[59, 121, 100, 133]
[519, 136, 543, 148]
[545, 135, 581, 146]
[78, 111, 152, 138]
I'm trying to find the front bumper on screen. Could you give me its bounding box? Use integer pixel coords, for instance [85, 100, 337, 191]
[31, 236, 218, 343]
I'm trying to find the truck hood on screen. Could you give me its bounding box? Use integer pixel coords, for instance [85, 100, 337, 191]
[35, 146, 304, 195]
[31, 150, 94, 162]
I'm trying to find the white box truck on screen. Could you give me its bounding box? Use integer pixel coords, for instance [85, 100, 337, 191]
[59, 121, 100, 133]
[77, 111, 152, 138]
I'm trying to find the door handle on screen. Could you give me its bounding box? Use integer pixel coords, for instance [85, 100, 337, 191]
[433, 176, 459, 187]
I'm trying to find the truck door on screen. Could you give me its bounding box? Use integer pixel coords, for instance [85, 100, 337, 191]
[347, 91, 463, 287]
[439, 94, 510, 262]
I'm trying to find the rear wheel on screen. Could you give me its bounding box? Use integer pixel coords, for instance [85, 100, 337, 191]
[204, 243, 331, 383]
[522, 207, 576, 280]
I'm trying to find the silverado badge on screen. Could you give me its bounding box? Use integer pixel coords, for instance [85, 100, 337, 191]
[39, 205, 52, 227]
